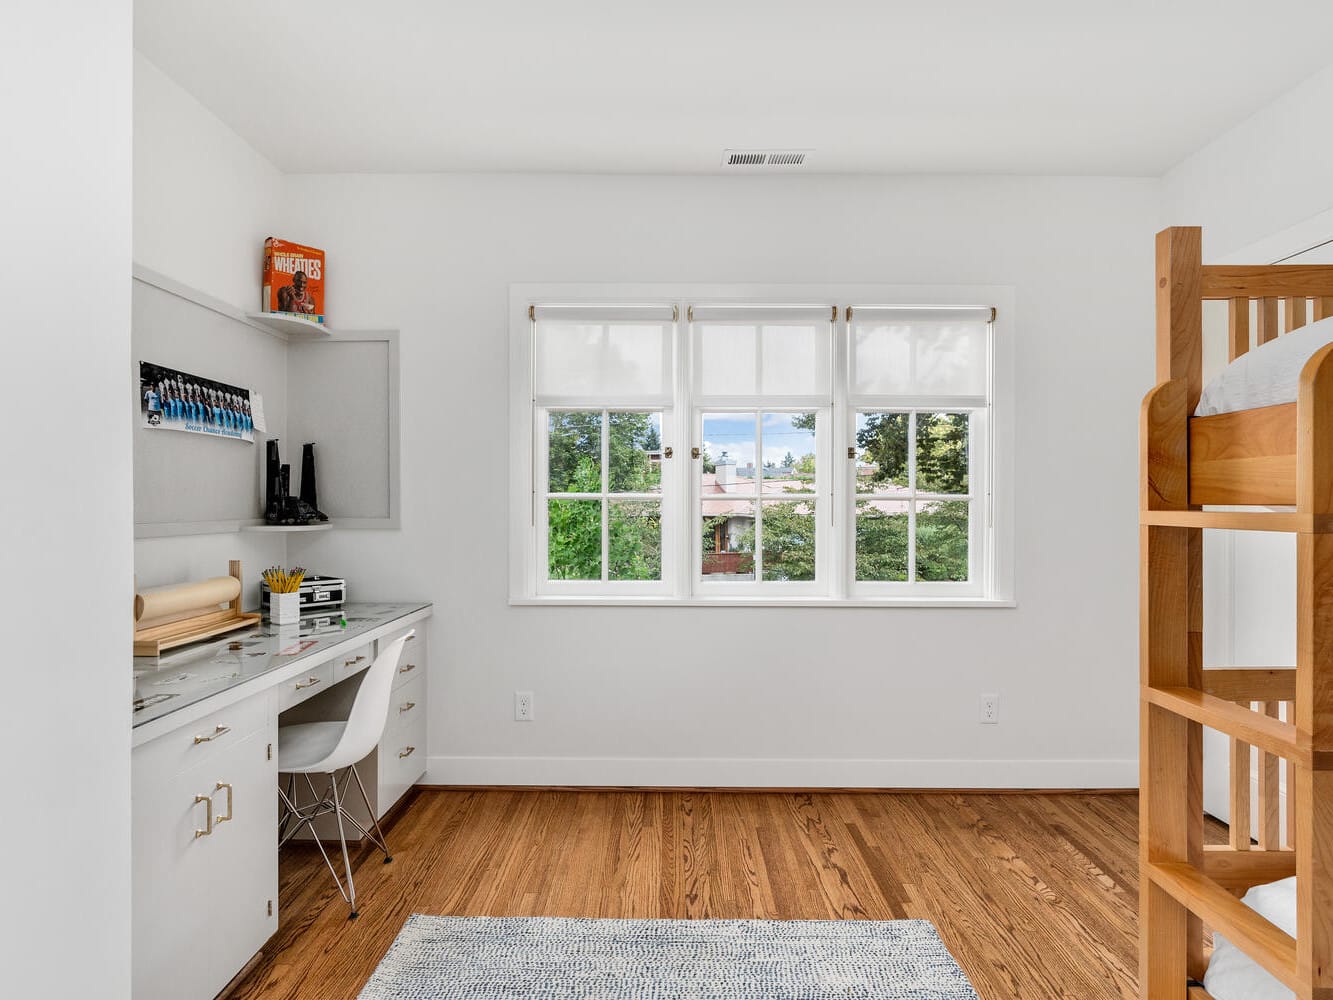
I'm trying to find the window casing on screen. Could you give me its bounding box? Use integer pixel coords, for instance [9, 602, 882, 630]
[512, 287, 1012, 606]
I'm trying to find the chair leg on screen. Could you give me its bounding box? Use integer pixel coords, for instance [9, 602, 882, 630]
[278, 772, 358, 913]
[349, 763, 393, 863]
[277, 773, 297, 842]
[329, 770, 358, 919]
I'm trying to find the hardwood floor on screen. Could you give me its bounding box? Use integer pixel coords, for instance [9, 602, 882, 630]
[230, 788, 1192, 1000]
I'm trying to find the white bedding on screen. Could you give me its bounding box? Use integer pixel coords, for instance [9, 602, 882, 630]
[1202, 876, 1295, 1000]
[1195, 315, 1333, 416]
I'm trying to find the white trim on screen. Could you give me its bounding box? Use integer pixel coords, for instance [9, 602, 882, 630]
[510, 596, 1016, 608]
[132, 262, 288, 342]
[425, 753, 1136, 789]
[1212, 206, 1333, 265]
[510, 282, 1017, 606]
[289, 328, 403, 530]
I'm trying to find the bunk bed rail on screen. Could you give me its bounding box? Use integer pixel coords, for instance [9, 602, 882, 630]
[1186, 267, 1333, 507]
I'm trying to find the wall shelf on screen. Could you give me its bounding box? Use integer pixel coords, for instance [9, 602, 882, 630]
[244, 311, 332, 338]
[241, 522, 334, 534]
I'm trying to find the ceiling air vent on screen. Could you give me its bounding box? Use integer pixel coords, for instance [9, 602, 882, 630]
[721, 149, 811, 169]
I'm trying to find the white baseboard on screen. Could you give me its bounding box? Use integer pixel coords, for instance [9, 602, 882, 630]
[425, 755, 1138, 789]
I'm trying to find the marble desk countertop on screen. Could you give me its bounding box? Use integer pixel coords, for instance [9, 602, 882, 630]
[132, 601, 431, 729]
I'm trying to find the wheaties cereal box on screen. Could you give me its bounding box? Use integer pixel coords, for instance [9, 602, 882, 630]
[262, 238, 325, 323]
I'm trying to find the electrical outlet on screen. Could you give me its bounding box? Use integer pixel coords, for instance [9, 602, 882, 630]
[515, 690, 534, 721]
[979, 693, 999, 724]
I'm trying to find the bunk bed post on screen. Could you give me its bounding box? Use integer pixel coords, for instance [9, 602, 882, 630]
[1141, 226, 1205, 997]
[1294, 342, 1333, 999]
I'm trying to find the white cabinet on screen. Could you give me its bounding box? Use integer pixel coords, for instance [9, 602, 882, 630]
[133, 692, 278, 1000]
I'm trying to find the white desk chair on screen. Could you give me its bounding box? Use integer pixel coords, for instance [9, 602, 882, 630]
[277, 631, 412, 919]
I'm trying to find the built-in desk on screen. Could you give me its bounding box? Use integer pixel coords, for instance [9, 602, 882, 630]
[131, 601, 432, 1000]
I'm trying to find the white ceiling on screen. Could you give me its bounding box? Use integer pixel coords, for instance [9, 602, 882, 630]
[135, 0, 1333, 176]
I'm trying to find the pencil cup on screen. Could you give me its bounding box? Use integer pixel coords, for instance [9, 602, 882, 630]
[270, 591, 300, 625]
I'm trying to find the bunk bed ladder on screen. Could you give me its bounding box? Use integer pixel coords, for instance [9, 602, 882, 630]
[1140, 226, 1333, 1000]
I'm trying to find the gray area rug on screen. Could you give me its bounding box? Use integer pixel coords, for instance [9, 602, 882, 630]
[358, 915, 980, 999]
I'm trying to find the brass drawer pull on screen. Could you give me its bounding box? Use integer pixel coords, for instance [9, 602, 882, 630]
[405, 634, 416, 642]
[193, 724, 230, 745]
[215, 782, 234, 824]
[344, 654, 366, 667]
[295, 676, 321, 690]
[194, 793, 213, 839]
[399, 701, 416, 714]
[398, 746, 416, 759]
[398, 663, 417, 675]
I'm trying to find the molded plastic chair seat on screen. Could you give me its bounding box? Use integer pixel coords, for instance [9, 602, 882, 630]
[278, 721, 346, 772]
[276, 631, 413, 919]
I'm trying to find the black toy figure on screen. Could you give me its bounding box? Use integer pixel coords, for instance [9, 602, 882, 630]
[299, 443, 318, 510]
[263, 439, 329, 525]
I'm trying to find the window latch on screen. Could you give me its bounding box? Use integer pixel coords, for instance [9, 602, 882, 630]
[663, 446, 673, 459]
[847, 447, 855, 459]
[691, 447, 701, 460]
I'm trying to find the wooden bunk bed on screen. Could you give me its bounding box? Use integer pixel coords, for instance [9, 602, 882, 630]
[1142, 227, 1333, 999]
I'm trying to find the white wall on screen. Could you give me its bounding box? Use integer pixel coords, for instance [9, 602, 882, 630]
[134, 52, 283, 314]
[279, 172, 1159, 786]
[1, 4, 133, 996]
[133, 53, 288, 596]
[1162, 62, 1333, 261]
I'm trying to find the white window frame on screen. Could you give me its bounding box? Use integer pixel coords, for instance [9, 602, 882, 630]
[691, 405, 832, 598]
[509, 283, 1015, 607]
[536, 406, 674, 597]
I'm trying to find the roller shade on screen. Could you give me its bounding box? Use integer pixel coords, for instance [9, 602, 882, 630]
[532, 304, 675, 402]
[691, 304, 833, 400]
[849, 305, 991, 399]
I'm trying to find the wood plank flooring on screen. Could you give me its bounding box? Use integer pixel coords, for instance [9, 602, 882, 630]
[230, 789, 1189, 1000]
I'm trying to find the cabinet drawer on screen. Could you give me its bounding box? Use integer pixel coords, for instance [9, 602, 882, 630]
[379, 711, 426, 812]
[277, 661, 333, 713]
[389, 628, 425, 691]
[134, 690, 270, 782]
[389, 673, 425, 734]
[392, 656, 423, 690]
[332, 642, 372, 680]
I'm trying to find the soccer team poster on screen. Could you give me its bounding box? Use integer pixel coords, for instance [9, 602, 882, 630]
[139, 361, 255, 442]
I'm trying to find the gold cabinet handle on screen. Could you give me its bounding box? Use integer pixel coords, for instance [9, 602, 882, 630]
[398, 663, 416, 675]
[399, 701, 416, 714]
[194, 793, 213, 839]
[295, 675, 321, 690]
[193, 724, 230, 745]
[398, 746, 416, 759]
[343, 654, 366, 667]
[214, 782, 233, 825]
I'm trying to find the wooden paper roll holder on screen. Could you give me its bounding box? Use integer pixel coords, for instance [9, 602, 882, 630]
[133, 560, 263, 656]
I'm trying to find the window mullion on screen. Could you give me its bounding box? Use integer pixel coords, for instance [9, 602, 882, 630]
[678, 308, 693, 598]
[754, 410, 764, 583]
[907, 411, 917, 583]
[601, 410, 610, 583]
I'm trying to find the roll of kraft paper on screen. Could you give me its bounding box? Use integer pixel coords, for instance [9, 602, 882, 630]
[135, 576, 242, 628]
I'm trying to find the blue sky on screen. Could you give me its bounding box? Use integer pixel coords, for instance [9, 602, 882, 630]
[702, 412, 815, 468]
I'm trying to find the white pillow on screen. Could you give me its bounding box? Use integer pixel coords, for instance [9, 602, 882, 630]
[1196, 316, 1333, 416]
[1202, 876, 1296, 1000]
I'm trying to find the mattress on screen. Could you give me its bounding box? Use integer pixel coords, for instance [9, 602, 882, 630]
[1195, 315, 1333, 416]
[1202, 876, 1295, 1000]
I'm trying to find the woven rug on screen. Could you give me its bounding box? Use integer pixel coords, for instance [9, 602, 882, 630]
[358, 915, 979, 999]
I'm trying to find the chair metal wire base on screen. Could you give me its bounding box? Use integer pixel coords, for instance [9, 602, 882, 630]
[277, 763, 392, 918]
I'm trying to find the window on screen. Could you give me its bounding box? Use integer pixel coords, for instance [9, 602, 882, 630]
[512, 288, 1010, 605]
[847, 306, 990, 596]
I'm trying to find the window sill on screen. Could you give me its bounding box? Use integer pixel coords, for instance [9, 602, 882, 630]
[510, 596, 1016, 609]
